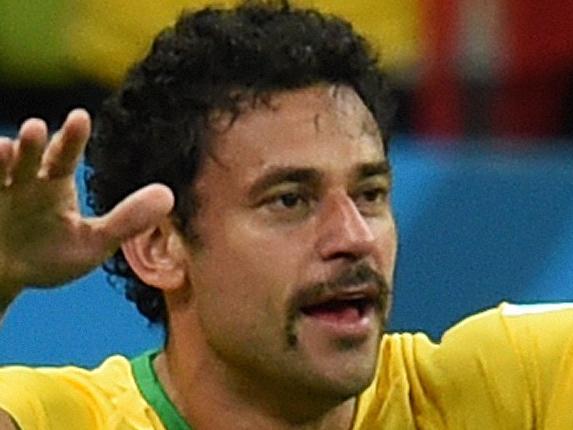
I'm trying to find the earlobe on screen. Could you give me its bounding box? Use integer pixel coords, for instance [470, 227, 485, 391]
[121, 220, 187, 292]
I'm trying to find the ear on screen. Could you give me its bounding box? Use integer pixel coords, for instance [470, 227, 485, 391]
[121, 219, 188, 292]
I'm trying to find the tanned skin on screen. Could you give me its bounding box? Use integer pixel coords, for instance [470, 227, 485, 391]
[0, 410, 18, 430]
[0, 87, 395, 430]
[0, 111, 173, 427]
[0, 110, 173, 308]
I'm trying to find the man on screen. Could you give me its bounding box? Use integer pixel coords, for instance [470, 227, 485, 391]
[1, 2, 573, 429]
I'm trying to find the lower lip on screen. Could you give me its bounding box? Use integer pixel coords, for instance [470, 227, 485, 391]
[301, 304, 378, 339]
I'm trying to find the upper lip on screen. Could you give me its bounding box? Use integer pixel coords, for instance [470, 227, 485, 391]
[298, 283, 380, 309]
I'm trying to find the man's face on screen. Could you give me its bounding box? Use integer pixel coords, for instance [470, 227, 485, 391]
[181, 85, 397, 402]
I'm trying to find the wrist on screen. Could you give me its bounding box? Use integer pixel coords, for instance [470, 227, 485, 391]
[0, 292, 15, 315]
[0, 282, 22, 313]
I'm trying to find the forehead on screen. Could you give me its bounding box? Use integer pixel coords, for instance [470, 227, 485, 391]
[201, 85, 386, 185]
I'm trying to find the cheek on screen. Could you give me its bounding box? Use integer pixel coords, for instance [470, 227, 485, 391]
[224, 213, 306, 273]
[195, 215, 301, 310]
[371, 217, 398, 273]
[191, 226, 299, 350]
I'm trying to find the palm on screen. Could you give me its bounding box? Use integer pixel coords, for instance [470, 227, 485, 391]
[0, 110, 173, 294]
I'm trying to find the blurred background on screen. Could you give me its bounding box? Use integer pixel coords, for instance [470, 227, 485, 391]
[1, 0, 573, 366]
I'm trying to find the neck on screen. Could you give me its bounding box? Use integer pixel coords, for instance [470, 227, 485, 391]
[155, 336, 357, 430]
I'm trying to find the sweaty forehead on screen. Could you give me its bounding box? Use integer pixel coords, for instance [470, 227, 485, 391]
[208, 85, 384, 167]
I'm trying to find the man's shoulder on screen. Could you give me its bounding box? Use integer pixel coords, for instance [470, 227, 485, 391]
[0, 353, 161, 429]
[441, 301, 573, 346]
[0, 353, 132, 385]
[372, 301, 573, 375]
[435, 302, 573, 427]
[360, 303, 573, 428]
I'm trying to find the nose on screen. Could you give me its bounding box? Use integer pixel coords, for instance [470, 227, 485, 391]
[315, 192, 376, 261]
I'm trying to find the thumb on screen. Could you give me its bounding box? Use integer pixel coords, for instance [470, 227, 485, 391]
[98, 184, 175, 242]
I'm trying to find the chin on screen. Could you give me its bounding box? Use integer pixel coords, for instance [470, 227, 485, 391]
[330, 366, 376, 397]
[299, 351, 379, 402]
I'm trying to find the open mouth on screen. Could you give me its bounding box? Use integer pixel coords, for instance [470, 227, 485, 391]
[300, 297, 375, 323]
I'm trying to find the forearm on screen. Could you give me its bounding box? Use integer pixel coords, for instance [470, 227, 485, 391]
[0, 409, 19, 430]
[0, 266, 23, 317]
[0, 289, 18, 323]
[0, 296, 9, 322]
[0, 259, 20, 319]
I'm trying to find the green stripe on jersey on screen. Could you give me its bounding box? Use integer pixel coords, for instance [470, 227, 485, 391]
[131, 350, 193, 430]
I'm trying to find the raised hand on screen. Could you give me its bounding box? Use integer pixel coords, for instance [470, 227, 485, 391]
[0, 109, 174, 301]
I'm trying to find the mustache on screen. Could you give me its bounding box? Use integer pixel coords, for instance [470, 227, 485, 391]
[289, 262, 391, 313]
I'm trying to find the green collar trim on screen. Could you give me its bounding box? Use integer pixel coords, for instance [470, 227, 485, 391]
[131, 350, 193, 430]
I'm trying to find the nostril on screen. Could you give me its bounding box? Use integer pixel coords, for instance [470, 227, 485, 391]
[327, 251, 361, 262]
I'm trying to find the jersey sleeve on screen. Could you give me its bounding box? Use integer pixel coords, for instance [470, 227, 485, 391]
[0, 365, 98, 429]
[427, 302, 573, 429]
[353, 302, 573, 429]
[0, 356, 161, 430]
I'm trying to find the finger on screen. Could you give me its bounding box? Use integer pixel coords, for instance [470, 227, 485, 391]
[0, 138, 14, 186]
[94, 184, 175, 244]
[11, 119, 48, 184]
[40, 108, 91, 179]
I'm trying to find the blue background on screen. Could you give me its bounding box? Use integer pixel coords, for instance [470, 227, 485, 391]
[2, 137, 573, 367]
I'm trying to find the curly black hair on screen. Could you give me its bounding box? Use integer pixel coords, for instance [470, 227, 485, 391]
[85, 0, 396, 330]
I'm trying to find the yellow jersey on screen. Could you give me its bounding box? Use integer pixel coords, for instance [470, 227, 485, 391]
[1, 302, 573, 429]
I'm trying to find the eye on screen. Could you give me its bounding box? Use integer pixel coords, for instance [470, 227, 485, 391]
[361, 188, 386, 203]
[354, 186, 389, 215]
[279, 192, 302, 208]
[260, 190, 314, 221]
[271, 192, 307, 210]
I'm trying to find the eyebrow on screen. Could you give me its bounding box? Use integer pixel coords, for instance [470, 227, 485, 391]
[356, 160, 392, 182]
